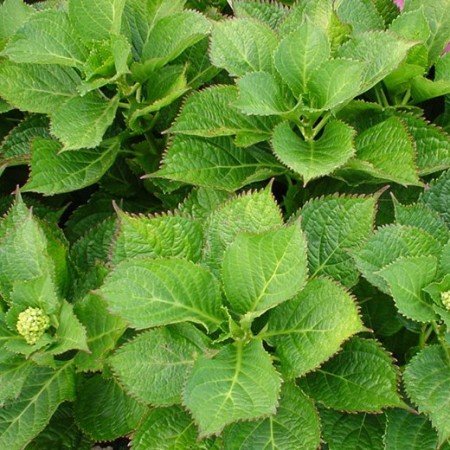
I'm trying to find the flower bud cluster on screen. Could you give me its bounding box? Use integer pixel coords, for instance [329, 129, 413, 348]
[16, 307, 50, 345]
[442, 291, 450, 311]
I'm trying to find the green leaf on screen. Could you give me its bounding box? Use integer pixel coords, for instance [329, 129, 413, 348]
[335, 0, 384, 33]
[210, 18, 279, 76]
[378, 256, 438, 322]
[222, 222, 307, 319]
[420, 170, 450, 226]
[140, 11, 210, 71]
[132, 405, 218, 450]
[0, 353, 32, 402]
[68, 0, 126, 43]
[299, 337, 403, 411]
[266, 277, 364, 378]
[385, 409, 439, 450]
[389, 8, 431, 44]
[0, 362, 75, 450]
[337, 31, 414, 92]
[50, 92, 119, 150]
[404, 345, 450, 445]
[394, 201, 449, 245]
[184, 340, 282, 437]
[0, 0, 34, 42]
[74, 374, 146, 441]
[222, 383, 320, 450]
[0, 115, 50, 166]
[202, 187, 283, 274]
[320, 409, 386, 450]
[74, 293, 126, 372]
[233, 0, 288, 30]
[271, 120, 355, 184]
[23, 137, 119, 194]
[338, 117, 421, 186]
[111, 210, 203, 265]
[99, 258, 225, 331]
[300, 195, 378, 287]
[169, 86, 277, 146]
[2, 10, 88, 67]
[234, 71, 294, 116]
[352, 225, 442, 293]
[154, 135, 284, 191]
[178, 187, 231, 221]
[110, 323, 209, 406]
[308, 58, 366, 111]
[274, 20, 330, 98]
[410, 76, 450, 103]
[0, 62, 80, 114]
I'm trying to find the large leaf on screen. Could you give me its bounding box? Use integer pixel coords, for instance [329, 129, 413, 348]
[98, 258, 225, 331]
[320, 409, 386, 450]
[109, 323, 209, 406]
[385, 409, 439, 450]
[183, 340, 282, 437]
[210, 18, 279, 76]
[404, 345, 450, 445]
[299, 337, 403, 412]
[74, 294, 126, 372]
[2, 10, 87, 67]
[110, 210, 203, 265]
[0, 62, 80, 114]
[300, 194, 377, 287]
[68, 0, 126, 43]
[266, 277, 364, 378]
[202, 187, 283, 274]
[222, 383, 321, 450]
[74, 375, 146, 441]
[271, 119, 355, 184]
[50, 92, 119, 150]
[0, 353, 32, 403]
[154, 135, 284, 191]
[222, 222, 307, 319]
[352, 224, 441, 293]
[0, 362, 75, 450]
[379, 256, 438, 322]
[274, 20, 330, 98]
[0, 0, 34, 42]
[335, 0, 384, 33]
[169, 86, 277, 146]
[420, 170, 450, 226]
[23, 137, 119, 194]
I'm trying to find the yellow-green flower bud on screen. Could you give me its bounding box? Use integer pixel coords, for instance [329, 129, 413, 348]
[441, 291, 450, 311]
[16, 307, 50, 345]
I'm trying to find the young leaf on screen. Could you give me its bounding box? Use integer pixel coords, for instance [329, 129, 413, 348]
[183, 340, 282, 437]
[68, 0, 126, 43]
[299, 337, 404, 412]
[210, 18, 279, 77]
[352, 225, 442, 293]
[2, 10, 88, 67]
[132, 406, 217, 450]
[0, 362, 75, 450]
[178, 187, 231, 221]
[111, 210, 203, 265]
[222, 222, 308, 319]
[98, 258, 225, 331]
[74, 375, 146, 441]
[379, 256, 438, 322]
[154, 135, 284, 191]
[404, 345, 450, 445]
[202, 187, 283, 274]
[50, 92, 119, 150]
[109, 323, 210, 406]
[222, 383, 321, 450]
[320, 409, 386, 450]
[300, 195, 378, 287]
[385, 409, 439, 450]
[335, 0, 384, 33]
[23, 137, 120, 195]
[266, 277, 364, 378]
[271, 120, 355, 184]
[420, 170, 450, 226]
[234, 71, 294, 115]
[0, 62, 80, 114]
[233, 0, 288, 30]
[274, 20, 330, 98]
[169, 86, 277, 146]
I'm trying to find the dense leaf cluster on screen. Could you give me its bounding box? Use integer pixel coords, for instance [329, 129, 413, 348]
[0, 0, 449, 449]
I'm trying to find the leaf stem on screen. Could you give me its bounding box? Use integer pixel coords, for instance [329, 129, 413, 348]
[311, 112, 331, 139]
[431, 320, 450, 361]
